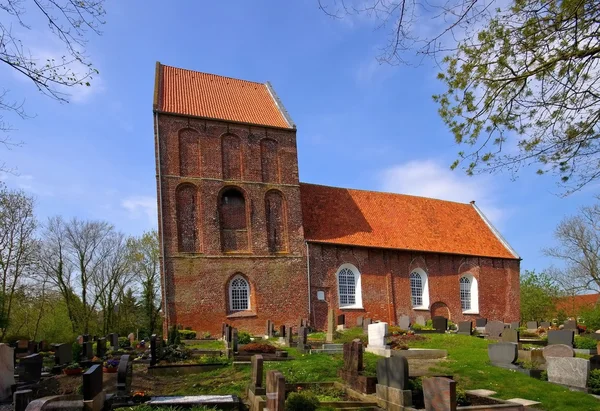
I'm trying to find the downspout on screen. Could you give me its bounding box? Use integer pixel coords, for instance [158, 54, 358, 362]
[155, 111, 169, 331]
[306, 242, 311, 326]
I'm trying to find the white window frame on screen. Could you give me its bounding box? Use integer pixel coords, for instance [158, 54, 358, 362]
[460, 274, 479, 314]
[409, 269, 430, 310]
[229, 275, 250, 311]
[336, 263, 363, 309]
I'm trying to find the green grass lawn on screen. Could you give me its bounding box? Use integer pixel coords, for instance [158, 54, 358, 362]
[406, 334, 600, 411]
[184, 340, 225, 350]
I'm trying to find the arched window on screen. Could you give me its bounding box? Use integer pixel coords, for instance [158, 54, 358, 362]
[460, 274, 479, 313]
[265, 190, 287, 252]
[176, 184, 198, 252]
[222, 134, 242, 180]
[409, 269, 430, 309]
[261, 138, 279, 183]
[229, 275, 250, 311]
[336, 264, 363, 309]
[179, 128, 200, 176]
[219, 188, 248, 252]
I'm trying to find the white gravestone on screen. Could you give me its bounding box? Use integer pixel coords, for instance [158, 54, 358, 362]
[0, 343, 15, 400]
[365, 322, 391, 358]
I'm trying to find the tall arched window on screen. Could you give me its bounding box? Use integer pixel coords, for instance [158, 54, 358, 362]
[219, 188, 248, 252]
[222, 134, 242, 180]
[229, 275, 250, 311]
[179, 128, 200, 176]
[260, 138, 279, 183]
[336, 264, 363, 309]
[265, 190, 287, 252]
[176, 184, 198, 252]
[460, 274, 479, 313]
[409, 269, 430, 309]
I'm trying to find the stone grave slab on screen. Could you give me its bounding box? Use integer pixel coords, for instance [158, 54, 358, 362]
[20, 354, 42, 383]
[501, 328, 519, 343]
[368, 322, 388, 348]
[488, 342, 518, 367]
[398, 315, 410, 330]
[457, 321, 472, 335]
[506, 398, 542, 407]
[543, 344, 575, 358]
[338, 314, 345, 326]
[475, 318, 487, 327]
[423, 377, 457, 411]
[14, 389, 33, 411]
[148, 395, 239, 407]
[485, 320, 505, 338]
[564, 320, 577, 330]
[590, 355, 600, 371]
[432, 316, 448, 333]
[117, 355, 132, 396]
[546, 357, 589, 389]
[465, 389, 496, 397]
[356, 316, 364, 327]
[376, 356, 408, 390]
[266, 370, 285, 411]
[416, 315, 425, 326]
[540, 321, 551, 328]
[55, 343, 72, 366]
[526, 321, 538, 330]
[548, 330, 575, 346]
[0, 343, 15, 400]
[83, 364, 103, 401]
[96, 337, 106, 358]
[251, 355, 263, 388]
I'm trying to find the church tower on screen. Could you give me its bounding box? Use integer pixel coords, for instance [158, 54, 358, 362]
[153, 63, 308, 335]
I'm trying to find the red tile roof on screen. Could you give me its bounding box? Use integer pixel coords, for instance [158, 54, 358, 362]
[154, 63, 293, 129]
[300, 183, 518, 259]
[556, 294, 599, 315]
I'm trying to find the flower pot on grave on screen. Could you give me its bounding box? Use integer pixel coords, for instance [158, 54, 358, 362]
[63, 368, 83, 376]
[103, 367, 118, 373]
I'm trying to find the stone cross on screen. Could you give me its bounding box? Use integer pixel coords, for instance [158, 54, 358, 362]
[251, 354, 264, 388]
[343, 340, 363, 373]
[423, 377, 457, 411]
[0, 343, 15, 401]
[83, 364, 103, 401]
[96, 337, 107, 358]
[265, 370, 285, 411]
[117, 355, 133, 396]
[327, 309, 335, 343]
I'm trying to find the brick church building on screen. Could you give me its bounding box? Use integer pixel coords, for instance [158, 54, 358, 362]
[153, 62, 521, 336]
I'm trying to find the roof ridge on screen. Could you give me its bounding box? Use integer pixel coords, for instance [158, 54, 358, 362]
[299, 182, 474, 206]
[162, 63, 266, 86]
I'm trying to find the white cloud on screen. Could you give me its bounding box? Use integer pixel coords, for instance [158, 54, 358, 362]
[380, 159, 506, 226]
[122, 196, 157, 224]
[0, 172, 54, 196]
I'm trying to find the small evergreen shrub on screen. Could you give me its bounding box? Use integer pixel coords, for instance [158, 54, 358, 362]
[118, 337, 131, 348]
[574, 336, 597, 350]
[589, 369, 600, 394]
[238, 331, 252, 345]
[285, 392, 319, 411]
[72, 341, 82, 362]
[178, 329, 197, 340]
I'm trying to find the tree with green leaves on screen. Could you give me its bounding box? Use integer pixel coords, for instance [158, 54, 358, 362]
[320, 0, 600, 193]
[520, 270, 561, 322]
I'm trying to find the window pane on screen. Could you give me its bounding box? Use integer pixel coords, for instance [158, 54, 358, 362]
[231, 277, 249, 311]
[460, 277, 471, 311]
[338, 268, 356, 306]
[410, 272, 423, 306]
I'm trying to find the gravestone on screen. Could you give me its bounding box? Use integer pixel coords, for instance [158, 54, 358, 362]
[20, 354, 43, 383]
[327, 309, 335, 343]
[82, 341, 93, 360]
[501, 328, 519, 343]
[266, 370, 285, 411]
[363, 318, 372, 333]
[340, 340, 377, 394]
[485, 320, 505, 338]
[27, 341, 38, 354]
[96, 337, 107, 358]
[540, 321, 551, 329]
[338, 314, 345, 326]
[82, 334, 90, 343]
[398, 315, 410, 330]
[546, 357, 589, 389]
[548, 330, 575, 347]
[128, 333, 135, 345]
[357, 316, 364, 327]
[488, 343, 518, 367]
[457, 321, 472, 335]
[15, 340, 28, 354]
[83, 364, 103, 401]
[108, 333, 119, 350]
[510, 322, 520, 330]
[117, 355, 133, 396]
[278, 325, 285, 338]
[297, 327, 308, 352]
[221, 323, 226, 339]
[232, 328, 238, 353]
[526, 321, 538, 330]
[150, 334, 159, 366]
[13, 389, 33, 411]
[285, 327, 293, 347]
[590, 355, 600, 371]
[376, 356, 408, 389]
[475, 318, 487, 327]
[55, 343, 72, 365]
[38, 341, 49, 352]
[251, 355, 264, 388]
[415, 315, 425, 326]
[543, 344, 575, 358]
[423, 377, 457, 411]
[266, 320, 273, 338]
[564, 320, 577, 330]
[432, 316, 448, 333]
[0, 343, 15, 400]
[344, 340, 363, 373]
[368, 322, 388, 348]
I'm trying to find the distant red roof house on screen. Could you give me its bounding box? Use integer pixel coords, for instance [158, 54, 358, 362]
[556, 294, 600, 316]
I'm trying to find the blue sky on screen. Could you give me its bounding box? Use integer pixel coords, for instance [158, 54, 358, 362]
[1, 0, 597, 273]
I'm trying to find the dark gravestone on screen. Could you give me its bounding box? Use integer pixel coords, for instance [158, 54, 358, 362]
[251, 354, 264, 388]
[526, 321, 538, 330]
[297, 327, 308, 352]
[108, 333, 118, 349]
[13, 390, 33, 411]
[266, 320, 273, 338]
[357, 316, 364, 327]
[82, 341, 93, 360]
[432, 316, 448, 333]
[485, 320, 504, 338]
[363, 318, 372, 333]
[285, 327, 293, 347]
[82, 334, 90, 343]
[27, 341, 37, 354]
[232, 328, 238, 353]
[343, 340, 363, 373]
[475, 318, 487, 327]
[55, 343, 72, 365]
[150, 334, 159, 366]
[376, 356, 409, 390]
[117, 355, 133, 396]
[398, 315, 410, 330]
[83, 364, 103, 401]
[590, 355, 600, 371]
[457, 321, 472, 335]
[279, 325, 286, 338]
[38, 341, 49, 352]
[564, 320, 577, 330]
[540, 321, 551, 329]
[488, 342, 518, 367]
[20, 354, 43, 382]
[266, 370, 285, 411]
[548, 330, 575, 347]
[96, 337, 107, 358]
[501, 328, 519, 343]
[510, 322, 520, 330]
[423, 377, 457, 411]
[338, 314, 345, 326]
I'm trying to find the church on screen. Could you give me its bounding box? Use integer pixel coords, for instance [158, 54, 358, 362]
[152, 62, 521, 336]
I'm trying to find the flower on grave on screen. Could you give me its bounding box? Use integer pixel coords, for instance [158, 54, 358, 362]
[297, 386, 303, 392]
[104, 359, 120, 369]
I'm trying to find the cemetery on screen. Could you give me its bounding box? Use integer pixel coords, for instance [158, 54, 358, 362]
[4, 316, 600, 411]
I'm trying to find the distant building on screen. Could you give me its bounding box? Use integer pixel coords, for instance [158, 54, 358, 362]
[556, 294, 600, 317]
[153, 62, 521, 335]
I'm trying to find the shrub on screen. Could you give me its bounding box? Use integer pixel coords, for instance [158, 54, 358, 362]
[161, 344, 190, 363]
[456, 388, 470, 406]
[579, 307, 600, 332]
[334, 327, 367, 345]
[285, 392, 319, 411]
[574, 336, 597, 350]
[589, 370, 600, 394]
[202, 331, 211, 339]
[178, 329, 197, 340]
[239, 342, 276, 353]
[540, 370, 548, 381]
[118, 337, 131, 348]
[238, 331, 252, 345]
[72, 341, 82, 362]
[425, 319, 433, 328]
[388, 326, 407, 336]
[168, 325, 181, 345]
